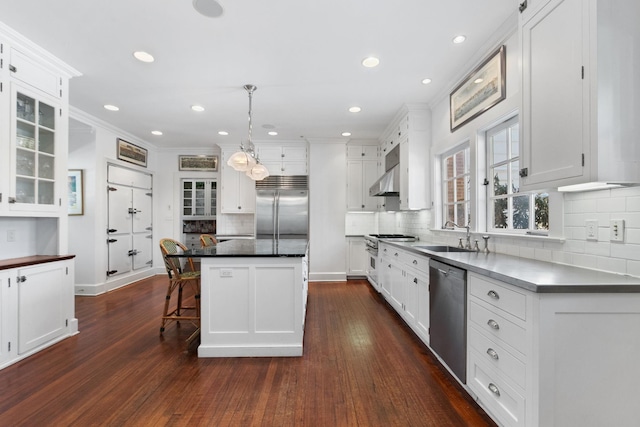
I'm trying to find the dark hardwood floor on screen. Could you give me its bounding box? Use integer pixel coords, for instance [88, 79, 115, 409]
[0, 276, 495, 426]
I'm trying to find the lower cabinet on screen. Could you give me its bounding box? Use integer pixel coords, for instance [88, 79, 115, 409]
[1, 257, 76, 370]
[346, 237, 367, 277]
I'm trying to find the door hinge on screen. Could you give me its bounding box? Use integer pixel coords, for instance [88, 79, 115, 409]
[107, 238, 117, 243]
[582, 153, 585, 166]
[107, 186, 117, 191]
[518, 0, 527, 13]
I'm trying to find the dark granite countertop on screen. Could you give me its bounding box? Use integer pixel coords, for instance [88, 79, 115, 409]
[380, 240, 640, 293]
[168, 239, 308, 258]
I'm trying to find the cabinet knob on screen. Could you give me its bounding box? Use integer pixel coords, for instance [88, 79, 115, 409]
[16, 275, 26, 283]
[488, 383, 501, 397]
[487, 319, 500, 330]
[412, 259, 418, 264]
[238, 206, 241, 210]
[413, 277, 418, 284]
[486, 348, 499, 360]
[487, 290, 500, 300]
[518, 0, 527, 13]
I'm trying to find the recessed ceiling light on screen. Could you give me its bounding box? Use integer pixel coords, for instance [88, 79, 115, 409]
[474, 78, 484, 84]
[361, 56, 380, 68]
[151, 130, 163, 136]
[192, 0, 224, 18]
[268, 131, 278, 136]
[104, 104, 119, 111]
[349, 106, 362, 113]
[218, 131, 229, 136]
[342, 132, 352, 137]
[452, 35, 466, 44]
[422, 78, 432, 85]
[191, 105, 205, 112]
[133, 51, 154, 63]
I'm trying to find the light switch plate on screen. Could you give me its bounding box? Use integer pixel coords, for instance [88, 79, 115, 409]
[585, 220, 598, 241]
[610, 219, 625, 242]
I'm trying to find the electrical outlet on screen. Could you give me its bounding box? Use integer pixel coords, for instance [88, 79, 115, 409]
[585, 220, 598, 241]
[610, 219, 625, 243]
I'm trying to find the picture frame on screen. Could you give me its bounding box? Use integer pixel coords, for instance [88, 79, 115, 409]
[117, 138, 147, 167]
[450, 45, 506, 132]
[179, 155, 219, 172]
[68, 169, 84, 215]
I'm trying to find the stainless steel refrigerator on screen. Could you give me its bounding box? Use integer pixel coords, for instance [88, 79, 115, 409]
[255, 176, 309, 240]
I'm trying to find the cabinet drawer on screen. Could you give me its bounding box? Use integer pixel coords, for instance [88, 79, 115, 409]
[469, 273, 527, 321]
[468, 350, 526, 427]
[468, 325, 526, 389]
[468, 300, 527, 356]
[398, 250, 429, 273]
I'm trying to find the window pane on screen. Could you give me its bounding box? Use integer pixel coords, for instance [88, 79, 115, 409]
[491, 129, 508, 164]
[446, 156, 454, 179]
[511, 162, 520, 193]
[513, 195, 530, 229]
[447, 204, 454, 223]
[446, 180, 454, 203]
[493, 165, 508, 196]
[492, 197, 508, 229]
[455, 151, 465, 175]
[455, 178, 466, 201]
[456, 204, 466, 226]
[535, 193, 549, 230]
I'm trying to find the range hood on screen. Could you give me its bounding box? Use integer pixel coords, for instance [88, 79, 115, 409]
[369, 165, 400, 196]
[370, 145, 400, 197]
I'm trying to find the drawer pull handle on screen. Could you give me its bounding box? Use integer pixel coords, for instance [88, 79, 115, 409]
[487, 290, 500, 300]
[394, 252, 398, 257]
[488, 383, 501, 397]
[487, 319, 500, 330]
[486, 348, 499, 360]
[413, 259, 418, 264]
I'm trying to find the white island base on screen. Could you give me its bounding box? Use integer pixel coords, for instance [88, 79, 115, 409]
[198, 255, 308, 357]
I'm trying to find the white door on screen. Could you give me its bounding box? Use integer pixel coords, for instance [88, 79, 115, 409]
[107, 184, 133, 277]
[132, 187, 153, 270]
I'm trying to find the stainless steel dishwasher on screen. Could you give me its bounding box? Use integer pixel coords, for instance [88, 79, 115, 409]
[429, 259, 467, 383]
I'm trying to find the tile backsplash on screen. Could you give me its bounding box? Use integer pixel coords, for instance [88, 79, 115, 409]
[352, 186, 640, 278]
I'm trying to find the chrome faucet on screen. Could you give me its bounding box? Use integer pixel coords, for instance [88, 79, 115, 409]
[443, 216, 472, 249]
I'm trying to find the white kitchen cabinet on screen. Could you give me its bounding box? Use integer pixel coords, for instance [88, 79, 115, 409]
[346, 159, 379, 211]
[380, 105, 431, 210]
[257, 144, 308, 176]
[519, 0, 640, 190]
[181, 179, 217, 218]
[0, 257, 76, 370]
[220, 148, 256, 213]
[346, 237, 367, 277]
[0, 271, 16, 366]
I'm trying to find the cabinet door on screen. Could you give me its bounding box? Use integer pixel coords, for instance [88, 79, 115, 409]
[362, 160, 379, 211]
[520, 0, 588, 189]
[346, 160, 364, 210]
[347, 238, 367, 275]
[132, 187, 152, 234]
[107, 184, 132, 277]
[282, 146, 307, 162]
[0, 271, 17, 364]
[281, 162, 307, 176]
[415, 269, 430, 344]
[18, 262, 67, 354]
[220, 152, 256, 213]
[388, 261, 404, 312]
[9, 85, 61, 214]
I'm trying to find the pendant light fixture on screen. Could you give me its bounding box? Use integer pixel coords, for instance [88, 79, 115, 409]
[227, 84, 270, 180]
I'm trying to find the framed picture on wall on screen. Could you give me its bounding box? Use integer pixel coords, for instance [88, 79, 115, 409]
[117, 138, 148, 167]
[450, 45, 506, 132]
[68, 169, 84, 215]
[179, 155, 219, 171]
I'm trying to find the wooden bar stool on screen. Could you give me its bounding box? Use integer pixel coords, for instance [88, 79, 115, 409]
[158, 238, 200, 343]
[199, 234, 217, 247]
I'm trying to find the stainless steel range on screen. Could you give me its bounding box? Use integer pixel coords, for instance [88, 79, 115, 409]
[364, 234, 417, 291]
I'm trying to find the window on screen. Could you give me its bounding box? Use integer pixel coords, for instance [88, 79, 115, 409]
[442, 145, 470, 227]
[486, 116, 548, 232]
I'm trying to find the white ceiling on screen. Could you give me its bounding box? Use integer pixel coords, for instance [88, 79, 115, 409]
[1, 0, 516, 149]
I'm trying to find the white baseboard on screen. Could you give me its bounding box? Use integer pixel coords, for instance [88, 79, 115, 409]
[309, 272, 347, 282]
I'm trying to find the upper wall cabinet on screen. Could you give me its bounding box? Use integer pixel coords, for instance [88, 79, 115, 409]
[0, 28, 80, 217]
[346, 145, 379, 212]
[257, 144, 308, 176]
[219, 146, 256, 214]
[381, 105, 431, 210]
[519, 0, 640, 190]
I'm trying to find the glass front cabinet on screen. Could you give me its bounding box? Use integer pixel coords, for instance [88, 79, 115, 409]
[4, 82, 64, 215]
[181, 179, 217, 218]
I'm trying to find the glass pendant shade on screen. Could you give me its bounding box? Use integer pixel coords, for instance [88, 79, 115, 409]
[246, 163, 270, 180]
[227, 150, 256, 172]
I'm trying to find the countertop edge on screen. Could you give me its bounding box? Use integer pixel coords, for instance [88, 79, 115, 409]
[379, 240, 640, 293]
[0, 254, 76, 271]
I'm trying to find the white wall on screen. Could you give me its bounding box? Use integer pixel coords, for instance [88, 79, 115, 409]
[309, 140, 347, 281]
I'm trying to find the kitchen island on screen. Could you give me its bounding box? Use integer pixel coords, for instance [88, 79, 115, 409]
[170, 239, 309, 357]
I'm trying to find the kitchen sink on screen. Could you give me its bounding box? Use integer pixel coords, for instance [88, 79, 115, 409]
[415, 245, 473, 253]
